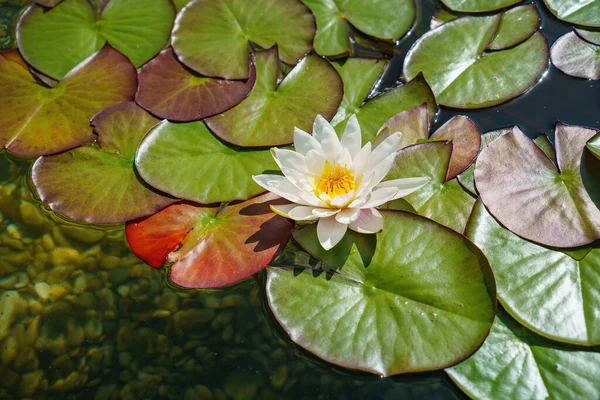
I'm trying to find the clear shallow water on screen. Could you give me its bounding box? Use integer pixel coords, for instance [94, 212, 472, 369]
[0, 1, 597, 399]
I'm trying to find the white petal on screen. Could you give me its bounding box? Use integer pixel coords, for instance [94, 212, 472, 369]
[341, 115, 361, 158]
[368, 132, 401, 171]
[312, 208, 340, 217]
[364, 152, 397, 191]
[314, 115, 342, 160]
[337, 148, 353, 169]
[330, 191, 354, 208]
[294, 127, 322, 155]
[349, 208, 383, 234]
[271, 148, 307, 173]
[317, 216, 348, 250]
[298, 191, 329, 208]
[360, 187, 400, 209]
[374, 177, 430, 200]
[335, 208, 361, 224]
[270, 204, 320, 221]
[352, 142, 371, 178]
[305, 149, 326, 177]
[252, 175, 312, 206]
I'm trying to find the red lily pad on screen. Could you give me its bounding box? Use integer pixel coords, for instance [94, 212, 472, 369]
[126, 193, 294, 288]
[475, 123, 600, 248]
[31, 102, 177, 224]
[551, 31, 600, 80]
[135, 48, 257, 121]
[0, 44, 137, 157]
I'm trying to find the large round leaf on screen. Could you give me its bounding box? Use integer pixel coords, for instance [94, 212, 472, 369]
[302, 0, 415, 57]
[487, 4, 540, 50]
[135, 48, 257, 121]
[171, 0, 315, 79]
[441, 0, 522, 12]
[266, 210, 496, 376]
[447, 308, 600, 400]
[127, 193, 293, 288]
[31, 102, 176, 224]
[403, 13, 549, 109]
[466, 199, 600, 345]
[543, 0, 600, 27]
[0, 45, 136, 157]
[205, 47, 343, 147]
[135, 120, 278, 203]
[385, 142, 476, 233]
[475, 124, 600, 248]
[551, 31, 600, 80]
[17, 0, 175, 80]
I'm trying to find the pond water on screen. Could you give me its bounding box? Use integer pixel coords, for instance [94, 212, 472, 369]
[0, 0, 597, 399]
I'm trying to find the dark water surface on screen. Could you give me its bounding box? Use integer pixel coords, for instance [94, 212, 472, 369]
[1, 0, 598, 399]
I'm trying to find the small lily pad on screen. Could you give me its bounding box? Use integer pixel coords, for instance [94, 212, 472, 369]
[0, 45, 137, 157]
[466, 199, 600, 345]
[488, 4, 540, 50]
[135, 120, 278, 203]
[205, 46, 343, 147]
[404, 13, 549, 108]
[543, 0, 600, 28]
[126, 193, 293, 288]
[17, 0, 175, 80]
[551, 31, 600, 80]
[447, 308, 600, 399]
[589, 132, 600, 160]
[136, 48, 257, 121]
[575, 27, 600, 45]
[385, 142, 477, 233]
[31, 102, 176, 224]
[302, 0, 415, 57]
[475, 123, 600, 248]
[267, 210, 496, 376]
[171, 0, 315, 79]
[441, 0, 522, 12]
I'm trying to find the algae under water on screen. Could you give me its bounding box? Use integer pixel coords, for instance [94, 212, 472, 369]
[0, 0, 598, 399]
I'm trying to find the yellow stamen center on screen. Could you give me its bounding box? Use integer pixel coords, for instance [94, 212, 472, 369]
[316, 161, 355, 197]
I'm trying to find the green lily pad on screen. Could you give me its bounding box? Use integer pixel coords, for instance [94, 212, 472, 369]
[385, 142, 476, 233]
[31, 102, 176, 224]
[135, 48, 257, 122]
[441, 0, 522, 12]
[171, 0, 315, 79]
[551, 31, 600, 80]
[488, 4, 540, 50]
[447, 308, 600, 399]
[17, 0, 175, 80]
[35, 0, 64, 7]
[575, 27, 600, 45]
[466, 199, 600, 345]
[331, 58, 437, 144]
[0, 45, 137, 157]
[475, 124, 600, 248]
[589, 132, 600, 160]
[267, 210, 495, 376]
[533, 133, 557, 164]
[404, 13, 549, 109]
[430, 7, 462, 29]
[127, 193, 293, 288]
[172, 0, 191, 11]
[302, 0, 415, 57]
[543, 0, 600, 28]
[135, 120, 278, 204]
[205, 46, 343, 147]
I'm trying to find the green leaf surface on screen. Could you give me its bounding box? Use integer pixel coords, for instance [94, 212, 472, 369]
[17, 0, 174, 80]
[31, 102, 176, 224]
[302, 0, 415, 56]
[488, 4, 540, 50]
[0, 0, 28, 50]
[267, 210, 496, 376]
[172, 0, 191, 11]
[171, 0, 315, 79]
[404, 13, 549, 109]
[533, 133, 557, 164]
[543, 0, 600, 27]
[551, 31, 600, 80]
[475, 124, 600, 248]
[589, 131, 600, 160]
[386, 142, 476, 233]
[575, 27, 600, 45]
[447, 308, 600, 400]
[430, 7, 462, 29]
[135, 48, 256, 121]
[135, 120, 278, 204]
[0, 45, 137, 157]
[441, 0, 522, 12]
[466, 200, 600, 345]
[205, 47, 343, 147]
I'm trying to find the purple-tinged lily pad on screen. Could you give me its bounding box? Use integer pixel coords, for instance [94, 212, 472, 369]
[127, 193, 293, 288]
[575, 27, 600, 45]
[441, 0, 522, 12]
[171, 0, 315, 79]
[551, 31, 600, 80]
[205, 46, 343, 147]
[31, 102, 177, 224]
[136, 48, 256, 121]
[487, 4, 540, 50]
[302, 0, 415, 57]
[0, 45, 137, 157]
[266, 210, 496, 376]
[34, 0, 64, 7]
[475, 123, 600, 248]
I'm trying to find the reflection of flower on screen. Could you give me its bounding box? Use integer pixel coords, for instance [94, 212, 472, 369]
[253, 115, 429, 250]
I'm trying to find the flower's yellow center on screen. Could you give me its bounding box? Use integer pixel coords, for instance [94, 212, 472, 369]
[316, 161, 355, 197]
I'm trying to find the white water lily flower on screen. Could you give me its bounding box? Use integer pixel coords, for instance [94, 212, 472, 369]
[253, 115, 429, 250]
